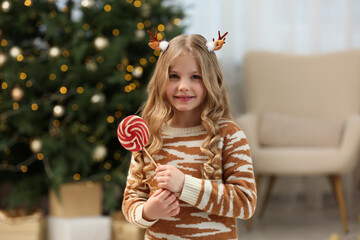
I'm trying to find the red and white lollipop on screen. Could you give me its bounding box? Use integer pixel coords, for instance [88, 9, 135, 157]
[117, 115, 156, 166]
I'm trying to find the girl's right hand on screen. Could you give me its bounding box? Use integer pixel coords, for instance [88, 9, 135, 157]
[142, 188, 180, 221]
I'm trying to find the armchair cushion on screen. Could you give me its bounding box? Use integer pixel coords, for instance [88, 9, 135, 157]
[259, 112, 344, 147]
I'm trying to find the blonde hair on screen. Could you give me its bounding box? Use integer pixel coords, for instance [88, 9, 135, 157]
[131, 34, 232, 189]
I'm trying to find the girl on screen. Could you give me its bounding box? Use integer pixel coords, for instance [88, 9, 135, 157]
[122, 31, 257, 240]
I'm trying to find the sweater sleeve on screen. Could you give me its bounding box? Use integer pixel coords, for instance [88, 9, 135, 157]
[122, 155, 158, 228]
[179, 123, 257, 219]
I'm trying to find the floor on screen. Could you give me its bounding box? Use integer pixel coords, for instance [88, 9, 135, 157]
[237, 204, 360, 240]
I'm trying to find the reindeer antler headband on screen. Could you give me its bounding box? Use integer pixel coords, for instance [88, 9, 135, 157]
[147, 30, 228, 52]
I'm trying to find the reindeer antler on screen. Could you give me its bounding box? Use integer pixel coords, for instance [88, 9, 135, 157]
[147, 30, 169, 51]
[212, 31, 228, 51]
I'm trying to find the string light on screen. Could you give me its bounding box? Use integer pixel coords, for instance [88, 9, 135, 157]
[140, 58, 147, 66]
[104, 174, 111, 181]
[13, 102, 19, 110]
[31, 103, 38, 111]
[96, 82, 103, 89]
[129, 83, 136, 90]
[49, 73, 56, 80]
[25, 80, 32, 88]
[157, 24, 165, 32]
[37, 153, 44, 160]
[0, 39, 8, 47]
[86, 181, 94, 188]
[73, 173, 81, 181]
[134, 0, 141, 8]
[149, 56, 156, 63]
[1, 82, 8, 89]
[24, 0, 32, 7]
[124, 85, 131, 93]
[115, 111, 122, 118]
[19, 72, 27, 80]
[126, 65, 134, 72]
[60, 64, 68, 72]
[17, 54, 24, 62]
[104, 162, 111, 170]
[82, 24, 90, 31]
[77, 86, 85, 94]
[62, 50, 70, 58]
[107, 116, 114, 123]
[72, 104, 79, 111]
[124, 73, 132, 81]
[144, 20, 151, 27]
[21, 165, 28, 173]
[104, 4, 111, 12]
[112, 29, 120, 36]
[60, 86, 67, 94]
[137, 22, 144, 30]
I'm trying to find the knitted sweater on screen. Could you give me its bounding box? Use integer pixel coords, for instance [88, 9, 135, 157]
[122, 119, 257, 240]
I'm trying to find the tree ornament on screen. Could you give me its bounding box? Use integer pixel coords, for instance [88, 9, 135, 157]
[0, 53, 7, 67]
[9, 47, 21, 58]
[91, 93, 105, 104]
[53, 105, 65, 118]
[30, 139, 42, 153]
[49, 46, 61, 58]
[81, 0, 95, 8]
[94, 36, 109, 50]
[132, 67, 143, 78]
[135, 30, 145, 41]
[85, 60, 98, 72]
[11, 86, 24, 101]
[93, 144, 107, 162]
[1, 1, 11, 12]
[141, 3, 151, 17]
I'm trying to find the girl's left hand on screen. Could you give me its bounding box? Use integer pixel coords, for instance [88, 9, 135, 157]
[155, 164, 185, 194]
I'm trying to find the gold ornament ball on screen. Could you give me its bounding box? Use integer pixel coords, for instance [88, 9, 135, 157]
[11, 86, 24, 101]
[30, 139, 42, 153]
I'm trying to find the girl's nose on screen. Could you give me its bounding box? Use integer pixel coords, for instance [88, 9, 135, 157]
[178, 78, 190, 92]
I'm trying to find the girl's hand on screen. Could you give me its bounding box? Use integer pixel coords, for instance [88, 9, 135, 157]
[156, 164, 185, 194]
[143, 189, 180, 221]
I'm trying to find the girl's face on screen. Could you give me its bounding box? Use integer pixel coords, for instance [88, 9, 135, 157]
[165, 52, 207, 120]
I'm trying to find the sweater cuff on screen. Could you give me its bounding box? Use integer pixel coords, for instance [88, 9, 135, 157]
[134, 204, 158, 228]
[179, 175, 202, 206]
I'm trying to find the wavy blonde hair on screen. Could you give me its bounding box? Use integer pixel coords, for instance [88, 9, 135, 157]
[131, 34, 232, 189]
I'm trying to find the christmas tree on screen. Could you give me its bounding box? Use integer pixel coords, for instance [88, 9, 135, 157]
[0, 0, 184, 212]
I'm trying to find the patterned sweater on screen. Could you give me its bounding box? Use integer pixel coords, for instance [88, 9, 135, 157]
[122, 119, 257, 240]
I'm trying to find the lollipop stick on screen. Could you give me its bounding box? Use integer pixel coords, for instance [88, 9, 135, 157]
[143, 148, 157, 167]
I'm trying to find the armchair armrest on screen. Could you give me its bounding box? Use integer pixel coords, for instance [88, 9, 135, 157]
[339, 115, 360, 172]
[341, 115, 360, 151]
[236, 113, 259, 150]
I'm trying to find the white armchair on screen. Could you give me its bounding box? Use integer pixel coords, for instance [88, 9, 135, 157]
[237, 50, 360, 232]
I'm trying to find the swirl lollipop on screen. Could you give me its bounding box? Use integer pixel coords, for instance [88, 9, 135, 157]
[117, 115, 156, 167]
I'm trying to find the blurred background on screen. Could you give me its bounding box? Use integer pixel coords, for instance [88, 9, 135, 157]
[0, 0, 359, 240]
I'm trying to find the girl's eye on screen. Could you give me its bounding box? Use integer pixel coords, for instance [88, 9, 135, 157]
[192, 75, 202, 80]
[169, 74, 179, 79]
